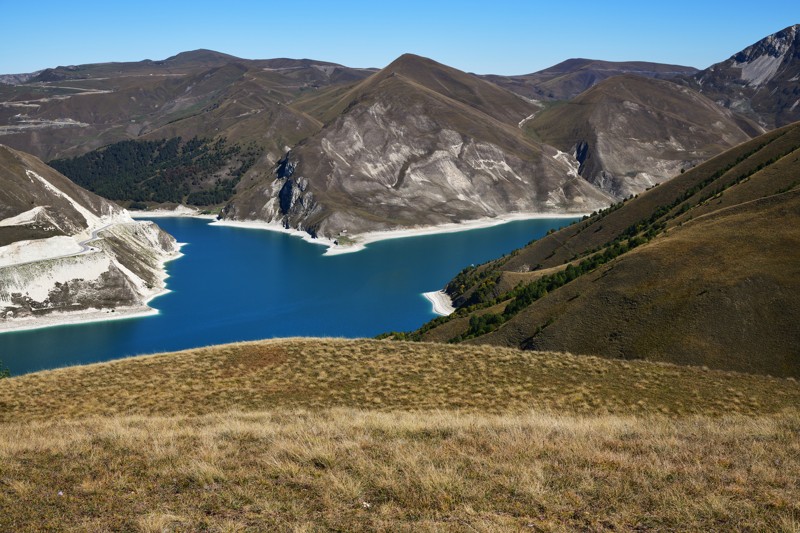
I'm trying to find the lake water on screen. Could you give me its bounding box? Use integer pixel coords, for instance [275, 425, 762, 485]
[0, 217, 577, 375]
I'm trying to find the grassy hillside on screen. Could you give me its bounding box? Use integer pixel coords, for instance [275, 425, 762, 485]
[4, 339, 800, 421]
[409, 122, 800, 377]
[0, 338, 798, 530]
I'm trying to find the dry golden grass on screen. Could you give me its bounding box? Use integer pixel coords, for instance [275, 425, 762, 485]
[1, 409, 798, 531]
[1, 338, 799, 530]
[2, 339, 799, 421]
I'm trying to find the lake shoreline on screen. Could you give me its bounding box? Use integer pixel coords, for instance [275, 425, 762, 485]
[0, 305, 159, 334]
[3, 216, 578, 375]
[193, 211, 587, 255]
[129, 207, 217, 219]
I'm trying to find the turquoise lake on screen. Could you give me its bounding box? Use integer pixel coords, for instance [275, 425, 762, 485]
[0, 217, 578, 375]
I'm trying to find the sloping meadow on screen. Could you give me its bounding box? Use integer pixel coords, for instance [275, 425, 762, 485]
[0, 338, 798, 530]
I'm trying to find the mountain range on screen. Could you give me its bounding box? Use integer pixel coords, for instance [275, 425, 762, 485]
[1, 24, 798, 244]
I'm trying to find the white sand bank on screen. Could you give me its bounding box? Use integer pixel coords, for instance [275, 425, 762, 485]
[208, 219, 338, 249]
[129, 206, 217, 219]
[324, 212, 585, 256]
[140, 211, 583, 256]
[0, 306, 159, 333]
[423, 290, 456, 316]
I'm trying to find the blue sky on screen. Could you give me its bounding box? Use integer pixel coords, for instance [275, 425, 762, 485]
[1, 0, 799, 75]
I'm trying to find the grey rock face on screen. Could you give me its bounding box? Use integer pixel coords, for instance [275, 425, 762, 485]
[224, 56, 614, 239]
[528, 76, 752, 200]
[689, 24, 800, 128]
[0, 145, 180, 325]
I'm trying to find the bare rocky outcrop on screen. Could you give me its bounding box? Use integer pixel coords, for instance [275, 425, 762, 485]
[224, 55, 614, 239]
[686, 24, 800, 128]
[527, 76, 752, 199]
[0, 145, 180, 328]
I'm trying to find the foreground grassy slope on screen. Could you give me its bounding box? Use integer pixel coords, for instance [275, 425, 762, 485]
[3, 409, 798, 531]
[1, 339, 799, 530]
[3, 339, 799, 421]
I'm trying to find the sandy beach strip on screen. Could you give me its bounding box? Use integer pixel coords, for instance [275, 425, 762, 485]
[0, 306, 159, 334]
[324, 211, 585, 256]
[423, 290, 456, 316]
[208, 219, 339, 249]
[136, 211, 584, 256]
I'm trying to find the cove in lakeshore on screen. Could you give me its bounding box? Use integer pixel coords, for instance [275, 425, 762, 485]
[0, 216, 578, 376]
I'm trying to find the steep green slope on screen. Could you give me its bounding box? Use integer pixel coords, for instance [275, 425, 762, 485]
[409, 122, 800, 377]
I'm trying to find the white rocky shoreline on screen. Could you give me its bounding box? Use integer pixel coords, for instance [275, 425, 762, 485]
[0, 244, 184, 334]
[1, 206, 581, 333]
[146, 208, 585, 256]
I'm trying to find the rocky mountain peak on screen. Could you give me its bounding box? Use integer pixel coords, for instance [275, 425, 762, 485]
[691, 24, 800, 127]
[728, 24, 799, 86]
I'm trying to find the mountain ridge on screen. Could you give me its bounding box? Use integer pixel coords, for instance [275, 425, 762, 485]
[222, 54, 613, 238]
[1, 28, 796, 241]
[482, 58, 699, 101]
[687, 24, 800, 127]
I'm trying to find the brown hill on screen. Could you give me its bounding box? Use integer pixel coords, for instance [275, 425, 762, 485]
[0, 50, 371, 162]
[0, 338, 798, 530]
[483, 58, 698, 101]
[412, 123, 800, 377]
[526, 75, 752, 198]
[224, 54, 613, 238]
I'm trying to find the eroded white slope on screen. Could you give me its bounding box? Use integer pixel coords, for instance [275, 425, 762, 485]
[0, 236, 83, 268]
[0, 165, 180, 327]
[25, 169, 101, 227]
